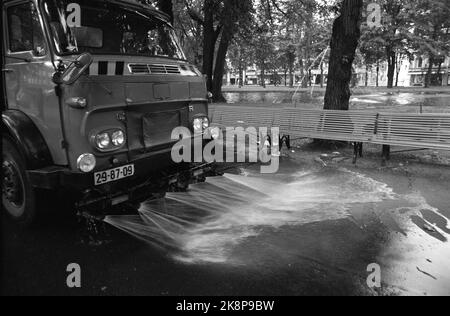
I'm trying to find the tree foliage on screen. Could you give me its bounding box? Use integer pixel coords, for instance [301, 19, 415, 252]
[409, 0, 450, 87]
[135, 0, 450, 100]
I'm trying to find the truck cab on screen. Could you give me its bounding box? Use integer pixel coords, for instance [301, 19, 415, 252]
[2, 0, 212, 226]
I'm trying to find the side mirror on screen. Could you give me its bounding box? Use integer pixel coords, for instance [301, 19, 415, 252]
[53, 52, 93, 85]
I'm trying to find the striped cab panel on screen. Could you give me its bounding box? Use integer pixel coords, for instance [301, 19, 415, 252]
[87, 61, 125, 76]
[87, 61, 182, 76]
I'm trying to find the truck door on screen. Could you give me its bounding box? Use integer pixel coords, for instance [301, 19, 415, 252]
[2, 0, 67, 166]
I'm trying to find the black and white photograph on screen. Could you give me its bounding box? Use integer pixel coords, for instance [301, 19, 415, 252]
[1, 0, 450, 299]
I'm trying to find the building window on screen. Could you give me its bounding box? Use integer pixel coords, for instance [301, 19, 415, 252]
[418, 57, 423, 68]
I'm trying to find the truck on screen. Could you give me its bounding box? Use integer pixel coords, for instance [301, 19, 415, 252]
[2, 0, 214, 226]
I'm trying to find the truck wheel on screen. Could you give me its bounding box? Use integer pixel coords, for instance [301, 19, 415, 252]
[2, 136, 37, 227]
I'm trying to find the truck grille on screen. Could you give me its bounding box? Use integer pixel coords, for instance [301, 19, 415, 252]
[142, 110, 184, 148]
[129, 64, 150, 74]
[129, 64, 181, 75]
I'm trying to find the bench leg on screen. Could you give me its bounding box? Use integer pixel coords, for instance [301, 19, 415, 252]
[279, 136, 284, 150]
[353, 142, 358, 164]
[359, 142, 363, 158]
[279, 135, 292, 150]
[286, 135, 291, 150]
[382, 145, 391, 165]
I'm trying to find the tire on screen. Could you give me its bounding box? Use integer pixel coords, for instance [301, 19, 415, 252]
[2, 135, 37, 227]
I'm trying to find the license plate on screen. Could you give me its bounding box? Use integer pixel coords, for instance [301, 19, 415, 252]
[94, 164, 135, 186]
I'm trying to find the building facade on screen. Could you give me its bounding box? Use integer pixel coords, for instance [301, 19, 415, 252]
[224, 55, 450, 87]
[409, 56, 450, 86]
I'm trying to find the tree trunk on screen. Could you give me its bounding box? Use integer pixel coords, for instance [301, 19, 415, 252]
[425, 56, 434, 88]
[308, 69, 312, 87]
[211, 30, 232, 102]
[202, 0, 216, 92]
[324, 0, 363, 110]
[387, 48, 396, 88]
[437, 61, 443, 86]
[302, 61, 308, 88]
[395, 66, 400, 87]
[425, 27, 439, 88]
[157, 0, 173, 24]
[376, 60, 380, 87]
[395, 55, 401, 87]
[260, 63, 266, 88]
[365, 64, 369, 87]
[289, 65, 294, 88]
[320, 62, 324, 88]
[239, 65, 244, 88]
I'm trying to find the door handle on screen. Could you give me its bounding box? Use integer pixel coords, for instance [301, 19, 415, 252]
[2, 69, 14, 73]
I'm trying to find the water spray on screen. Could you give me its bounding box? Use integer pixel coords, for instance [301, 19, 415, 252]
[104, 168, 397, 264]
[292, 46, 330, 106]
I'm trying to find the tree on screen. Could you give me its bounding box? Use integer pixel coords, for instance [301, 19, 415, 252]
[324, 0, 364, 110]
[279, 44, 296, 87]
[359, 32, 386, 87]
[410, 0, 450, 87]
[185, 0, 253, 101]
[252, 26, 276, 88]
[136, 0, 173, 23]
[228, 31, 254, 87]
[309, 17, 333, 87]
[383, 0, 406, 88]
[211, 1, 253, 101]
[158, 0, 174, 24]
[257, 0, 332, 88]
[360, 0, 413, 88]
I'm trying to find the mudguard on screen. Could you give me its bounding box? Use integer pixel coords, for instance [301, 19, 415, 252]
[2, 110, 53, 169]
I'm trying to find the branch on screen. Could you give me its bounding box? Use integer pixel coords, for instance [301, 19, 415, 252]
[270, 0, 289, 19]
[184, 0, 204, 25]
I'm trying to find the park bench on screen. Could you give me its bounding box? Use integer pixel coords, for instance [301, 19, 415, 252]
[210, 105, 450, 164]
[371, 113, 450, 161]
[210, 105, 278, 130]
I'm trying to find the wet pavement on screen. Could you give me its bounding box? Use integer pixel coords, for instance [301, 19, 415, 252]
[2, 157, 449, 296]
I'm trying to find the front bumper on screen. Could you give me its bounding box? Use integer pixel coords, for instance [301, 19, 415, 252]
[28, 135, 215, 191]
[27, 149, 177, 191]
[28, 158, 215, 211]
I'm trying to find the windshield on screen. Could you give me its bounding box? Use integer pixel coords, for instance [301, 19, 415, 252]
[42, 0, 186, 59]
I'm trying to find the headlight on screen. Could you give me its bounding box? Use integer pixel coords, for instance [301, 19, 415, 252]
[77, 153, 96, 173]
[92, 129, 126, 151]
[193, 117, 209, 133]
[193, 118, 203, 133]
[111, 130, 125, 146]
[202, 117, 210, 129]
[96, 133, 110, 149]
